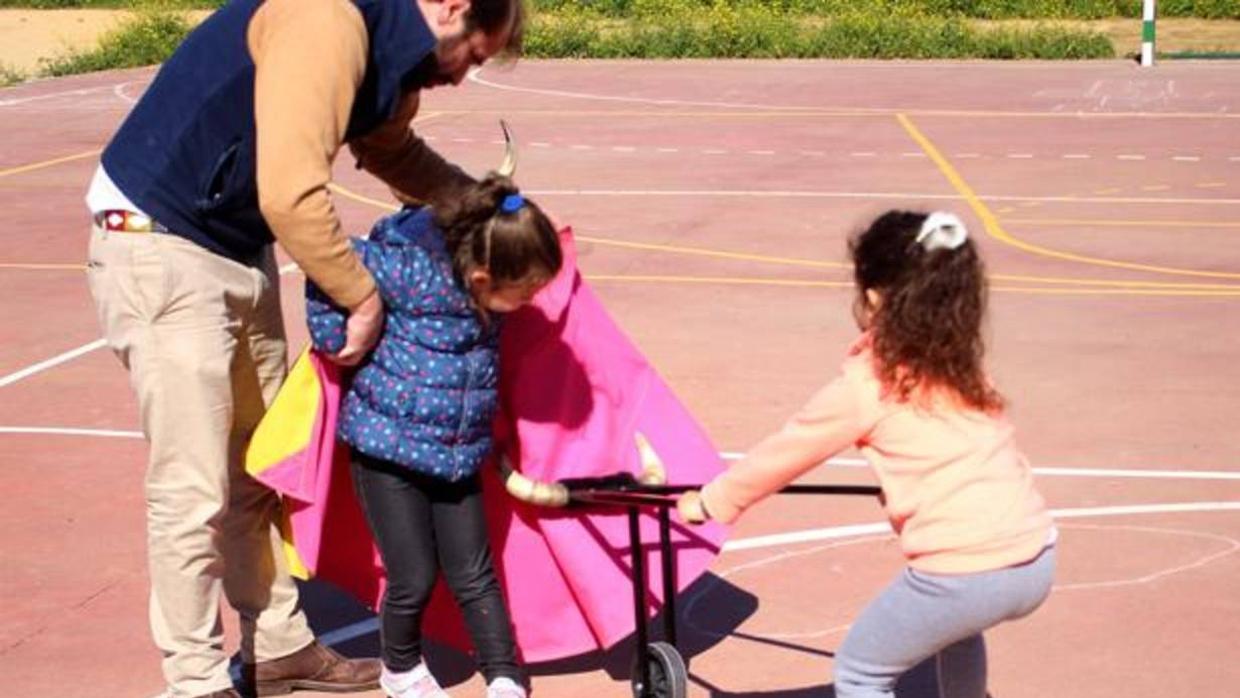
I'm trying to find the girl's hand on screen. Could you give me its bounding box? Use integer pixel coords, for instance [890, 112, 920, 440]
[676, 490, 709, 525]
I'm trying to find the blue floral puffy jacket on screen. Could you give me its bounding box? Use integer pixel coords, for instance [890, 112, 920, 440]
[306, 207, 500, 481]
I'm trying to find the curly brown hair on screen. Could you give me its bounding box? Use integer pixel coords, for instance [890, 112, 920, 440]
[432, 172, 561, 288]
[849, 210, 1003, 412]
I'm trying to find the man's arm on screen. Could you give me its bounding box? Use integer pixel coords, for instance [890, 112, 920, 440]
[348, 93, 476, 208]
[248, 0, 376, 309]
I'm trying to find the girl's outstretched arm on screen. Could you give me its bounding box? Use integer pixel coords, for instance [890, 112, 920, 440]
[690, 374, 875, 525]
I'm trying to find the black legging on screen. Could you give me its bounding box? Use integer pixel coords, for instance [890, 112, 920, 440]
[351, 452, 523, 685]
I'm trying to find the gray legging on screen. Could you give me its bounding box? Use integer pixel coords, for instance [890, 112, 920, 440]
[834, 544, 1056, 698]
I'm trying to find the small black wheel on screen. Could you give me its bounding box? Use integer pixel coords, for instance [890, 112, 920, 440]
[630, 641, 688, 698]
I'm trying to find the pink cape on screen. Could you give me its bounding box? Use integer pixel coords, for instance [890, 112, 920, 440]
[255, 226, 728, 662]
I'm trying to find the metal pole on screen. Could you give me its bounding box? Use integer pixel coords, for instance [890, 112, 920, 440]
[658, 506, 678, 648]
[629, 507, 651, 696]
[1141, 0, 1156, 67]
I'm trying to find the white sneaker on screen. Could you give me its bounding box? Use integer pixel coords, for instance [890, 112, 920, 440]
[380, 663, 449, 698]
[486, 676, 528, 698]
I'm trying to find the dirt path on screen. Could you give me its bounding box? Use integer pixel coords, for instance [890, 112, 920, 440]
[0, 8, 210, 77]
[2, 9, 1236, 84]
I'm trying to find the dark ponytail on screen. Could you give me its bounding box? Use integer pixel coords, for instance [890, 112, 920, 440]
[849, 210, 1003, 412]
[433, 173, 562, 288]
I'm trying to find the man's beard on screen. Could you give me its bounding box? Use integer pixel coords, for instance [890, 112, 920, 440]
[405, 54, 448, 91]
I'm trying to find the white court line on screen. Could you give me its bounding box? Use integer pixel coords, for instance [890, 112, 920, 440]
[724, 452, 1240, 481]
[1, 265, 304, 389]
[0, 426, 142, 438]
[319, 617, 381, 647]
[468, 68, 822, 112]
[315, 499, 1240, 648]
[112, 82, 139, 105]
[526, 188, 1240, 206]
[719, 501, 1240, 553]
[1035, 466, 1240, 480]
[466, 67, 1240, 119]
[3, 433, 1235, 483]
[1052, 523, 1239, 591]
[0, 84, 121, 107]
[2, 427, 1233, 645]
[0, 339, 107, 388]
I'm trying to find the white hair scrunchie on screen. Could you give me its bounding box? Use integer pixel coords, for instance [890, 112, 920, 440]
[915, 212, 969, 252]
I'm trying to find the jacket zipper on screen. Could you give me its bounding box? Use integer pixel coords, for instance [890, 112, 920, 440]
[453, 352, 474, 479]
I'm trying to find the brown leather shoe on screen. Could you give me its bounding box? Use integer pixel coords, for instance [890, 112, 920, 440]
[248, 641, 381, 695]
[193, 691, 242, 698]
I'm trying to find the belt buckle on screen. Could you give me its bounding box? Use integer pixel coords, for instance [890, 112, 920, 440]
[96, 209, 163, 234]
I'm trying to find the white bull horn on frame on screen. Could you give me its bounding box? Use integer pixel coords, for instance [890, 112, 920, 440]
[496, 119, 517, 178]
[497, 432, 668, 507]
[633, 432, 667, 485]
[498, 454, 569, 508]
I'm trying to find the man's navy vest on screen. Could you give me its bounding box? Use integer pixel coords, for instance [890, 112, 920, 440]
[101, 0, 437, 265]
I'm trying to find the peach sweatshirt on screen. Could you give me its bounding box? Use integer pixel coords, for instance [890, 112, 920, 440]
[701, 336, 1053, 575]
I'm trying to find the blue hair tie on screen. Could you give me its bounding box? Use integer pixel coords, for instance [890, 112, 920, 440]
[500, 193, 525, 214]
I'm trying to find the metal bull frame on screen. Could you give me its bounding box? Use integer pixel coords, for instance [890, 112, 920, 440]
[488, 124, 882, 696]
[558, 473, 881, 698]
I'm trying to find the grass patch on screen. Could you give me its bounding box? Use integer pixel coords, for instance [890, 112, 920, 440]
[0, 0, 221, 7]
[38, 8, 191, 76]
[526, 6, 1116, 59]
[531, 0, 1237, 21]
[1, 62, 26, 86]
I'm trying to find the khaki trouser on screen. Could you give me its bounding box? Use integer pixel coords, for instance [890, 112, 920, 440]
[87, 226, 313, 697]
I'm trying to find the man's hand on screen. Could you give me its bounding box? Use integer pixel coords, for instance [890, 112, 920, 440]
[328, 290, 385, 366]
[676, 490, 709, 525]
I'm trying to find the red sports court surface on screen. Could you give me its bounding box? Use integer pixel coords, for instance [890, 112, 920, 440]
[1, 59, 1238, 697]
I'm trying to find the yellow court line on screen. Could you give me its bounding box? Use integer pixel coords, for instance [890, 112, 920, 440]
[0, 148, 101, 179]
[329, 183, 400, 211]
[329, 182, 851, 269]
[1004, 218, 1240, 230]
[896, 113, 1240, 281]
[0, 112, 442, 183]
[327, 181, 1240, 292]
[577, 237, 850, 270]
[586, 274, 1240, 297]
[587, 275, 851, 288]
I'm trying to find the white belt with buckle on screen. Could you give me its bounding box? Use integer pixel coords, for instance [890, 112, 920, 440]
[94, 209, 169, 234]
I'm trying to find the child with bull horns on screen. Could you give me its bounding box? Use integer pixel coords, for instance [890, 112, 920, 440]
[304, 124, 561, 698]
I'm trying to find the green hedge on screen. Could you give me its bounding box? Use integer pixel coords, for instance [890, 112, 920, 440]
[526, 7, 1115, 58]
[0, 0, 222, 7]
[39, 9, 192, 76]
[1, 0, 1235, 18]
[531, 0, 1240, 20]
[1, 63, 25, 87]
